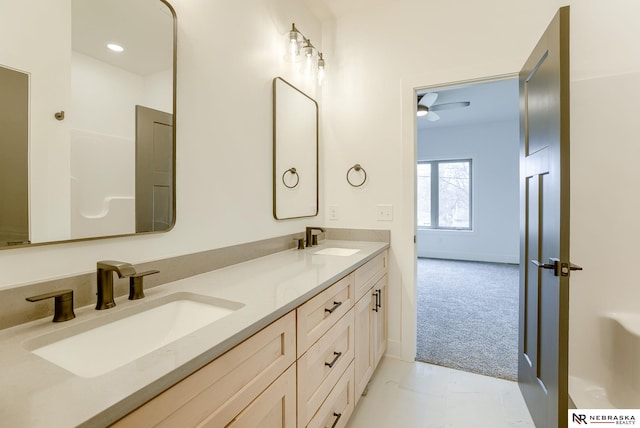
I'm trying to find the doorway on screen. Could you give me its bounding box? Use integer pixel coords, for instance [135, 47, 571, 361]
[414, 77, 520, 380]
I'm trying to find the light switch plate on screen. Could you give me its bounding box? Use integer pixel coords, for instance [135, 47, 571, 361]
[376, 204, 393, 221]
[328, 205, 339, 221]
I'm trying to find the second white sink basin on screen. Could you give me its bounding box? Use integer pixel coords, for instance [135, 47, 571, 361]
[314, 247, 360, 256]
[26, 292, 244, 378]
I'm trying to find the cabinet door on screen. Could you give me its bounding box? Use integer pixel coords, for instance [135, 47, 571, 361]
[372, 275, 388, 367]
[204, 364, 297, 428]
[354, 291, 374, 404]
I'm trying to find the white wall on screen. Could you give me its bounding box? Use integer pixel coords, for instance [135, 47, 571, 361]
[0, 0, 72, 243]
[568, 0, 640, 399]
[0, 0, 324, 288]
[321, 0, 563, 360]
[416, 118, 519, 263]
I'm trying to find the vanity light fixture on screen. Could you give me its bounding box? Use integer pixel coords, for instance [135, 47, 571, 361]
[107, 43, 124, 53]
[285, 23, 326, 83]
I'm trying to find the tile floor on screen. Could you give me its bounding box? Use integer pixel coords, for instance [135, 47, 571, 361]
[346, 357, 535, 428]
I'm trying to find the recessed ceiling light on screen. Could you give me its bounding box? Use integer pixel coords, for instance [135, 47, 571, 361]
[107, 43, 124, 53]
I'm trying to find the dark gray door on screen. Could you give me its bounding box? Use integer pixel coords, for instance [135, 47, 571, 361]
[0, 66, 29, 245]
[518, 7, 572, 428]
[135, 105, 174, 233]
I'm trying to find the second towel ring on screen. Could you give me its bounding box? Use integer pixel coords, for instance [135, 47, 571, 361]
[282, 167, 300, 188]
[346, 164, 367, 187]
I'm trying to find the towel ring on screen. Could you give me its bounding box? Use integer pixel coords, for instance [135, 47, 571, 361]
[346, 164, 367, 187]
[282, 167, 300, 189]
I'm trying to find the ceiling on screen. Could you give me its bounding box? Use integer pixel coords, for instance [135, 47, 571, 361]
[301, 1, 519, 130]
[302, 0, 392, 20]
[417, 79, 519, 129]
[72, 0, 174, 76]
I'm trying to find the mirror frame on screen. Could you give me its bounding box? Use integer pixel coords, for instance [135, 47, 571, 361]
[272, 77, 319, 220]
[1, 0, 178, 250]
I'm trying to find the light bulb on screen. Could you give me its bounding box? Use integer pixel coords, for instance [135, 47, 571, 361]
[303, 44, 313, 58]
[317, 53, 325, 84]
[289, 33, 299, 57]
[303, 44, 314, 74]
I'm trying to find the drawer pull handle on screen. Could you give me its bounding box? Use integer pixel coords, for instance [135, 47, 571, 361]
[372, 290, 379, 312]
[376, 288, 382, 309]
[324, 301, 342, 314]
[325, 351, 342, 368]
[328, 412, 342, 428]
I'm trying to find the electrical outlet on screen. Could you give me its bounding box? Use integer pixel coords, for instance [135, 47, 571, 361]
[376, 204, 393, 221]
[328, 205, 339, 221]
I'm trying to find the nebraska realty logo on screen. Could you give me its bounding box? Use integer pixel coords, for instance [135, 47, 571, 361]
[570, 410, 639, 425]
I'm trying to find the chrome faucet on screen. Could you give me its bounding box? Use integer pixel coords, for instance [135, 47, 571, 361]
[96, 260, 136, 310]
[305, 227, 325, 247]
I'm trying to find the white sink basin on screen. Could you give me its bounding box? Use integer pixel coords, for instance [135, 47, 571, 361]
[25, 292, 243, 378]
[314, 247, 360, 257]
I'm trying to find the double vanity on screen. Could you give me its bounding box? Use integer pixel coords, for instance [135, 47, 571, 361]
[0, 240, 388, 427]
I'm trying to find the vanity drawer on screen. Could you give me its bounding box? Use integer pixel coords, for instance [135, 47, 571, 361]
[306, 361, 355, 428]
[298, 309, 354, 427]
[297, 273, 354, 356]
[112, 311, 296, 428]
[354, 251, 387, 301]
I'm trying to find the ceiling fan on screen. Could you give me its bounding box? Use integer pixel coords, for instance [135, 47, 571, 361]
[417, 92, 471, 121]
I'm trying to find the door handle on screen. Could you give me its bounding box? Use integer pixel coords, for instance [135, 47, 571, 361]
[531, 258, 583, 277]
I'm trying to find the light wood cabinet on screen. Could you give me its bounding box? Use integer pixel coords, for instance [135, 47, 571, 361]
[297, 309, 354, 427]
[353, 252, 388, 406]
[215, 364, 297, 428]
[354, 289, 374, 402]
[306, 361, 355, 428]
[113, 249, 388, 428]
[372, 275, 388, 367]
[354, 251, 387, 301]
[112, 311, 296, 428]
[297, 273, 354, 357]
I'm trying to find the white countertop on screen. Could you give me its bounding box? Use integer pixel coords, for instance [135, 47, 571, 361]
[0, 240, 388, 427]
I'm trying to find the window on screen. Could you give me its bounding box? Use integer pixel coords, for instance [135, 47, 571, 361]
[417, 159, 472, 229]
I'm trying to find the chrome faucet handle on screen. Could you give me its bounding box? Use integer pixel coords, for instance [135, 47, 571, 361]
[26, 289, 76, 322]
[129, 270, 160, 300]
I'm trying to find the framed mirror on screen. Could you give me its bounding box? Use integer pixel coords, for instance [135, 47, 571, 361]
[272, 77, 318, 220]
[0, 0, 176, 249]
